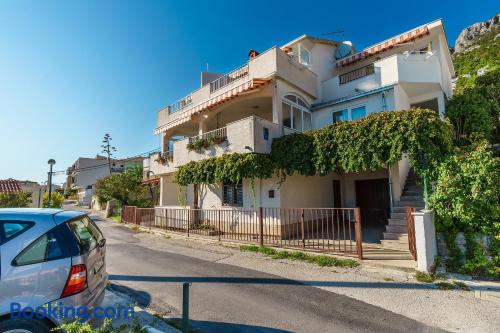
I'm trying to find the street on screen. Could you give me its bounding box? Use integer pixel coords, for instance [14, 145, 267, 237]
[85, 210, 444, 333]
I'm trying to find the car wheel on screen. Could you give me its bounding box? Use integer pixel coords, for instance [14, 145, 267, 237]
[0, 318, 53, 333]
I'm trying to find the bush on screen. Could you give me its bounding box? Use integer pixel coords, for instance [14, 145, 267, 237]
[0, 192, 31, 208]
[42, 192, 64, 208]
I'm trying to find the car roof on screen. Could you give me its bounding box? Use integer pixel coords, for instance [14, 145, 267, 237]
[0, 208, 86, 225]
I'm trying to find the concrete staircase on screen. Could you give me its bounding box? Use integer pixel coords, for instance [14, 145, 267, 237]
[381, 169, 424, 253]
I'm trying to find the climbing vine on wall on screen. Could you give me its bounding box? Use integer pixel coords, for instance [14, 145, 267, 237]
[175, 109, 452, 187]
[175, 153, 275, 187]
[272, 109, 453, 180]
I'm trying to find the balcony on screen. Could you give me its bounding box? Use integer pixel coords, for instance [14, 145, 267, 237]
[147, 116, 296, 175]
[323, 52, 443, 101]
[156, 47, 317, 133]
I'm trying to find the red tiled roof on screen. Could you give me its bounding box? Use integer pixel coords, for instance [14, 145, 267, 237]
[0, 179, 22, 193]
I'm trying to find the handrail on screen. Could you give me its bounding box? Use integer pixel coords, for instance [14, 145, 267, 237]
[339, 64, 375, 85]
[189, 127, 227, 143]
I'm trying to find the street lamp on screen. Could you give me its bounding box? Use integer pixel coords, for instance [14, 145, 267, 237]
[47, 159, 56, 208]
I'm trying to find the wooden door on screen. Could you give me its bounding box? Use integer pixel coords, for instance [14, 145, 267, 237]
[355, 179, 390, 226]
[333, 180, 342, 208]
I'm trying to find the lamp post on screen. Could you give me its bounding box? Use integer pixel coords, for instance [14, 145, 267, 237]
[47, 159, 56, 208]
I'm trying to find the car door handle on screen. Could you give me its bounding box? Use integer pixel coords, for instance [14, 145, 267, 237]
[98, 238, 106, 248]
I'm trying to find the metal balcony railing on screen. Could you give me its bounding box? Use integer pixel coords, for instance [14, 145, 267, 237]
[188, 127, 228, 144]
[209, 65, 249, 93]
[339, 64, 375, 85]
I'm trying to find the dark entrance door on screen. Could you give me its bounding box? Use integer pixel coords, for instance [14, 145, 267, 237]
[355, 178, 390, 227]
[332, 180, 341, 208]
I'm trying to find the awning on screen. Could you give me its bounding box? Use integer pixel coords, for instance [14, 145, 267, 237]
[155, 78, 271, 134]
[336, 25, 430, 68]
[141, 177, 160, 185]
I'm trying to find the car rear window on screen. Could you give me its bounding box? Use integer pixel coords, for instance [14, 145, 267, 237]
[0, 221, 34, 245]
[67, 216, 103, 254]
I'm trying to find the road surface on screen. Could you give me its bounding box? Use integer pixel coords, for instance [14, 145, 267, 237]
[85, 209, 444, 333]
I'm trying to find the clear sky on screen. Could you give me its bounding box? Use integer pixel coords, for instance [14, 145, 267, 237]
[0, 0, 498, 185]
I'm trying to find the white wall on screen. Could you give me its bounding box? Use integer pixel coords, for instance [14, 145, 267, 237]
[280, 173, 340, 208]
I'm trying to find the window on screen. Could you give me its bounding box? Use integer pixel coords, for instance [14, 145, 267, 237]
[282, 94, 311, 132]
[299, 44, 311, 66]
[333, 105, 367, 123]
[351, 106, 366, 120]
[1, 222, 33, 244]
[13, 230, 63, 266]
[67, 216, 103, 254]
[333, 109, 348, 123]
[223, 183, 243, 206]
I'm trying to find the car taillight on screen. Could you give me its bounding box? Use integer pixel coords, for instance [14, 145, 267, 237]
[61, 264, 87, 298]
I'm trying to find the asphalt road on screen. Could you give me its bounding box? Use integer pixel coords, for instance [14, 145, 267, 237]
[87, 211, 444, 333]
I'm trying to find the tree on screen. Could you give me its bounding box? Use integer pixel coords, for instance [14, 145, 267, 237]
[445, 89, 492, 145]
[95, 167, 151, 207]
[0, 192, 31, 208]
[475, 69, 500, 143]
[63, 187, 78, 199]
[42, 192, 64, 208]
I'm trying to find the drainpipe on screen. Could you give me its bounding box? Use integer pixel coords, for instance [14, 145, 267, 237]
[388, 165, 394, 212]
[381, 91, 387, 111]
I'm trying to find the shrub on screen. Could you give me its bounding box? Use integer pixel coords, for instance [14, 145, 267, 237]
[435, 281, 455, 290]
[0, 192, 31, 208]
[42, 192, 64, 208]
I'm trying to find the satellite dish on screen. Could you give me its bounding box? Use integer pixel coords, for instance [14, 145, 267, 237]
[335, 41, 354, 60]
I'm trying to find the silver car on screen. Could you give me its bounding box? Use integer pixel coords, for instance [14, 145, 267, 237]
[0, 208, 107, 332]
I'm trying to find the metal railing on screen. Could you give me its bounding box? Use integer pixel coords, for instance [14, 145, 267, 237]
[188, 127, 227, 144]
[209, 65, 249, 93]
[122, 206, 363, 259]
[168, 95, 193, 114]
[339, 64, 375, 85]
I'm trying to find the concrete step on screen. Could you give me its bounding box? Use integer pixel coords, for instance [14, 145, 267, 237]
[399, 195, 423, 202]
[389, 212, 406, 220]
[387, 218, 407, 226]
[383, 232, 408, 240]
[381, 240, 411, 251]
[386, 225, 408, 233]
[394, 200, 425, 207]
[405, 185, 422, 192]
[391, 206, 425, 214]
[402, 190, 423, 196]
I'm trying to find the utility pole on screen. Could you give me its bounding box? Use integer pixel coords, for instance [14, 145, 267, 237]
[47, 159, 56, 208]
[101, 133, 117, 175]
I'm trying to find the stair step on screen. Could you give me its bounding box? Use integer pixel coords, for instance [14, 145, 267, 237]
[394, 201, 424, 207]
[405, 185, 422, 192]
[386, 225, 408, 233]
[399, 196, 423, 202]
[381, 240, 411, 251]
[402, 190, 423, 196]
[389, 212, 406, 220]
[388, 218, 407, 226]
[383, 232, 408, 240]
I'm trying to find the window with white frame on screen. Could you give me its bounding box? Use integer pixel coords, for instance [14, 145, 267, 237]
[332, 105, 367, 123]
[282, 95, 312, 132]
[299, 44, 311, 66]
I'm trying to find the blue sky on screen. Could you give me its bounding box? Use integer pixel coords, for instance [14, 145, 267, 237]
[0, 0, 498, 185]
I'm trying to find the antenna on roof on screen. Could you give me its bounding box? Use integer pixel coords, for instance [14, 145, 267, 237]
[321, 30, 345, 41]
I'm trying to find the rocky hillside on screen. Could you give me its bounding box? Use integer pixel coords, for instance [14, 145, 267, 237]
[454, 13, 499, 53]
[452, 13, 500, 93]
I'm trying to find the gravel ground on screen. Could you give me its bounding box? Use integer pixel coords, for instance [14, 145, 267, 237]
[132, 227, 500, 333]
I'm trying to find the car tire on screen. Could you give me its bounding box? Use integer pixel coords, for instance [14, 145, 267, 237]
[0, 317, 53, 333]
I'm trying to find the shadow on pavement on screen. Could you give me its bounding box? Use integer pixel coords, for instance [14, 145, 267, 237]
[167, 318, 293, 333]
[108, 274, 500, 292]
[107, 282, 152, 307]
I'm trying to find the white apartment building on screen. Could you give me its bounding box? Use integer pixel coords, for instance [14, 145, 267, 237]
[145, 20, 454, 252]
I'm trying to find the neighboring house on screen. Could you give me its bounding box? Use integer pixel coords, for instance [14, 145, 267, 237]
[66, 155, 144, 206]
[0, 179, 22, 194]
[145, 20, 454, 251]
[0, 179, 48, 207]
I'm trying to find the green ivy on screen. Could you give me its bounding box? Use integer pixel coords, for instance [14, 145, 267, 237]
[175, 153, 275, 186]
[272, 109, 452, 180]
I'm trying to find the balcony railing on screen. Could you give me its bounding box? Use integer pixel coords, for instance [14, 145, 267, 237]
[168, 95, 193, 114]
[339, 64, 375, 85]
[188, 127, 228, 144]
[209, 65, 249, 93]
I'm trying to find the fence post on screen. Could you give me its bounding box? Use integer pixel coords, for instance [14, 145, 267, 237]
[187, 209, 190, 237]
[259, 207, 264, 247]
[218, 210, 221, 242]
[120, 206, 123, 223]
[354, 208, 363, 260]
[301, 209, 305, 248]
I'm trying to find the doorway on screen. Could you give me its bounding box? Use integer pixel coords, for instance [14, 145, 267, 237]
[355, 178, 390, 243]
